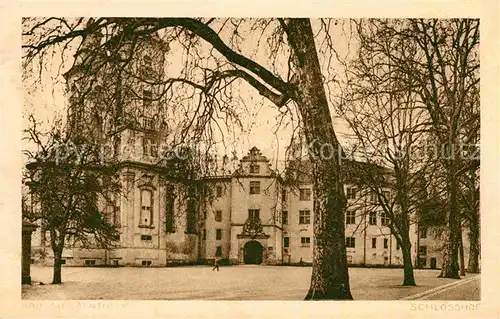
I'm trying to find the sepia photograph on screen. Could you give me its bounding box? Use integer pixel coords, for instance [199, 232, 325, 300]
[18, 17, 482, 303]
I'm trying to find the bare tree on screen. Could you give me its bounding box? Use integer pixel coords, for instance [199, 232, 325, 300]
[23, 115, 121, 284]
[335, 21, 441, 285]
[345, 18, 479, 279]
[23, 18, 352, 299]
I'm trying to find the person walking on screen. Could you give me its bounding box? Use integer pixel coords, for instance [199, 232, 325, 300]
[212, 256, 220, 271]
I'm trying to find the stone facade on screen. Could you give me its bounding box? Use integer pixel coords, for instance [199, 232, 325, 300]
[31, 147, 463, 269]
[29, 32, 461, 269]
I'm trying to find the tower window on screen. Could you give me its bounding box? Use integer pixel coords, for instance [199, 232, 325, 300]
[143, 89, 152, 108]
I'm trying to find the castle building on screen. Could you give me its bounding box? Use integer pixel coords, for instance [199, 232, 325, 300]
[31, 144, 461, 268]
[29, 28, 466, 269]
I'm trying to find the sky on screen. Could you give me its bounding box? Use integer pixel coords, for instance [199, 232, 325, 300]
[22, 18, 356, 172]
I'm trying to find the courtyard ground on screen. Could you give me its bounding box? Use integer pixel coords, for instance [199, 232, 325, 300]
[22, 265, 480, 300]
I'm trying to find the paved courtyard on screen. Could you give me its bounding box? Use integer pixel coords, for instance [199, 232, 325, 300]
[22, 265, 479, 300]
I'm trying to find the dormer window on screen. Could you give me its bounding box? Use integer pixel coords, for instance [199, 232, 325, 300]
[249, 163, 260, 174]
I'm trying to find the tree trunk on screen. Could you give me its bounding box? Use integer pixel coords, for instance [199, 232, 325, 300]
[285, 19, 352, 300]
[401, 237, 416, 286]
[459, 231, 466, 276]
[52, 248, 63, 284]
[396, 181, 416, 286]
[467, 219, 480, 273]
[439, 169, 461, 279]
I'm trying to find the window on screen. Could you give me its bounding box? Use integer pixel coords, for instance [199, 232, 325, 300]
[216, 229, 222, 240]
[282, 211, 288, 225]
[346, 237, 356, 248]
[346, 211, 356, 225]
[143, 137, 158, 157]
[202, 229, 206, 240]
[216, 185, 223, 198]
[284, 237, 290, 248]
[165, 191, 175, 233]
[107, 203, 121, 227]
[299, 210, 311, 224]
[248, 209, 260, 221]
[299, 188, 312, 201]
[369, 212, 377, 225]
[381, 212, 390, 226]
[301, 237, 311, 247]
[369, 191, 377, 202]
[420, 228, 427, 239]
[186, 198, 197, 234]
[142, 260, 152, 266]
[346, 187, 357, 200]
[250, 163, 260, 174]
[215, 210, 222, 222]
[249, 209, 259, 220]
[249, 181, 261, 194]
[85, 259, 96, 266]
[282, 190, 287, 202]
[143, 89, 152, 108]
[396, 241, 401, 250]
[140, 189, 153, 226]
[419, 245, 427, 256]
[141, 234, 152, 240]
[186, 187, 197, 234]
[143, 55, 152, 69]
[203, 211, 207, 220]
[215, 246, 222, 257]
[384, 238, 389, 249]
[372, 238, 377, 249]
[143, 117, 154, 130]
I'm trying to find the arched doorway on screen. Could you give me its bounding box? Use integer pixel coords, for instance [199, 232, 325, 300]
[243, 241, 263, 264]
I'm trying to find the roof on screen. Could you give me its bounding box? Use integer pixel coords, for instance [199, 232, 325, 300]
[239, 147, 270, 163]
[284, 157, 393, 186]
